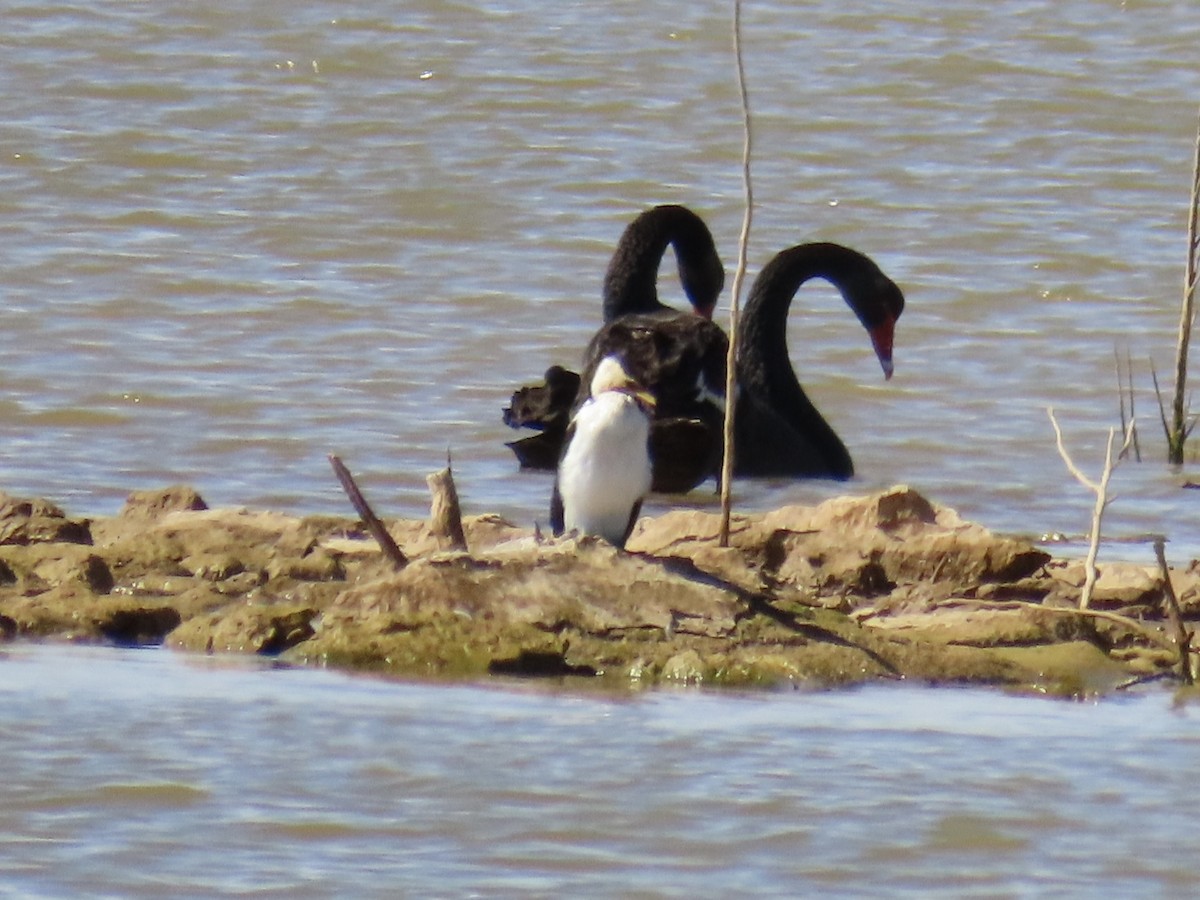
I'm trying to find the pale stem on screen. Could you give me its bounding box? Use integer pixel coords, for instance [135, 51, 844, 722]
[1046, 409, 1134, 610]
[718, 0, 754, 547]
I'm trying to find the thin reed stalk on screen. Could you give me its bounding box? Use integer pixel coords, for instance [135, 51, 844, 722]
[1165, 107, 1200, 463]
[718, 0, 754, 547]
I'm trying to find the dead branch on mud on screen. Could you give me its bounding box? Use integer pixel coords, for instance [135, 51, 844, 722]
[926, 596, 1179, 655]
[1152, 536, 1194, 684]
[427, 451, 468, 552]
[1047, 408, 1135, 609]
[328, 454, 409, 571]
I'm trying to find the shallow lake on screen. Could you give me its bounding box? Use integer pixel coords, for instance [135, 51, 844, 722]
[3, 0, 1200, 558]
[1, 643, 1197, 897]
[4, 2, 1200, 894]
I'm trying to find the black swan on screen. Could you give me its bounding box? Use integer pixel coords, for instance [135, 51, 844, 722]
[550, 356, 655, 548]
[504, 205, 725, 477]
[733, 242, 905, 479]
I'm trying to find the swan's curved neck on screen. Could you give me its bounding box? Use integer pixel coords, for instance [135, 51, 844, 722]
[740, 242, 898, 369]
[602, 205, 723, 322]
[737, 243, 898, 470]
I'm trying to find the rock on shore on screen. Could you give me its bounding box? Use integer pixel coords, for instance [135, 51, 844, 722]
[0, 484, 1194, 697]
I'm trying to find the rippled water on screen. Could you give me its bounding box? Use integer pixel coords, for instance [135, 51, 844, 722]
[4, 6, 1200, 892]
[3, 0, 1200, 559]
[0, 643, 1197, 897]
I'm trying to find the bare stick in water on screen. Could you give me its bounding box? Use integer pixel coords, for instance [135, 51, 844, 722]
[328, 454, 408, 570]
[1165, 106, 1200, 464]
[1114, 346, 1129, 456]
[719, 0, 754, 547]
[1151, 358, 1196, 462]
[1113, 345, 1141, 462]
[1125, 346, 1141, 461]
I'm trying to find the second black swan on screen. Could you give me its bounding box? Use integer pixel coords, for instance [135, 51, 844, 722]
[576, 241, 905, 487]
[733, 242, 905, 479]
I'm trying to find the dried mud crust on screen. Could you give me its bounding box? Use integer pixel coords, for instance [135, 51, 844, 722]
[0, 484, 1195, 697]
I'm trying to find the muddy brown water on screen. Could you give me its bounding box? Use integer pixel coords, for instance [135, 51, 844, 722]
[4, 0, 1200, 559]
[3, 1, 1200, 893]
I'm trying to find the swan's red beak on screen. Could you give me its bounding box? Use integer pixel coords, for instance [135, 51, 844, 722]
[869, 317, 896, 381]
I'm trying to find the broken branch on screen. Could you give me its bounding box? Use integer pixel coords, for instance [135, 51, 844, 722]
[328, 454, 408, 571]
[1047, 408, 1135, 609]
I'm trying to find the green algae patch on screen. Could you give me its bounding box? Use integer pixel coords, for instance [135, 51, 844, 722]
[988, 641, 1134, 697]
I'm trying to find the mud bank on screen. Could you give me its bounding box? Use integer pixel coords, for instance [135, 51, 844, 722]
[0, 484, 1195, 697]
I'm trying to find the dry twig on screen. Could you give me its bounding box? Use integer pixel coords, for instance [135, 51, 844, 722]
[719, 0, 754, 547]
[328, 454, 408, 571]
[1152, 536, 1194, 684]
[1047, 408, 1134, 609]
[928, 597, 1178, 654]
[1113, 345, 1141, 462]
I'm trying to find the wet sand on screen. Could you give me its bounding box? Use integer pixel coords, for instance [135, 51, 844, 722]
[0, 483, 1193, 697]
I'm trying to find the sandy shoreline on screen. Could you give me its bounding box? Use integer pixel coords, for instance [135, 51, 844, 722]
[0, 483, 1194, 698]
